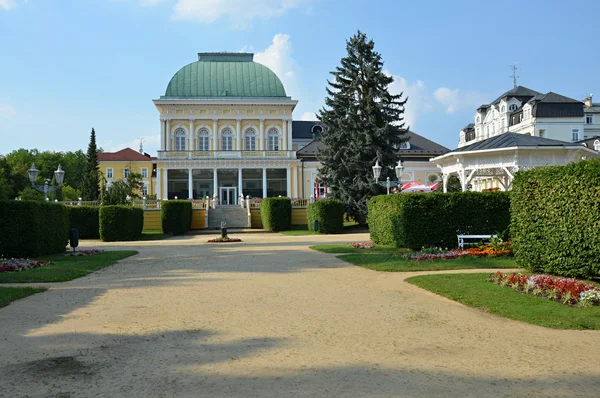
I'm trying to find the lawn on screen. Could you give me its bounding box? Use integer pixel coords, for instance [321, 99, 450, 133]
[280, 222, 368, 236]
[406, 273, 600, 330]
[140, 230, 168, 240]
[338, 253, 518, 272]
[310, 244, 411, 254]
[0, 251, 138, 283]
[0, 287, 47, 308]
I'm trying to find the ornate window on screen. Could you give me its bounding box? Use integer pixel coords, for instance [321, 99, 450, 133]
[221, 128, 233, 151]
[175, 128, 186, 151]
[268, 128, 279, 151]
[245, 128, 257, 150]
[594, 140, 600, 151]
[198, 128, 210, 151]
[509, 104, 518, 111]
[501, 105, 506, 112]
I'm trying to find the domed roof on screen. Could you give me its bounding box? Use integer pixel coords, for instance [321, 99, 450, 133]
[163, 53, 287, 99]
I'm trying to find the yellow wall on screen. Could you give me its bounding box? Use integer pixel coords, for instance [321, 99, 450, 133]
[291, 208, 307, 226]
[250, 209, 262, 229]
[99, 160, 156, 197]
[143, 210, 161, 231]
[191, 209, 206, 229]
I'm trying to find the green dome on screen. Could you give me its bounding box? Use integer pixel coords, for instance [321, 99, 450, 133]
[163, 53, 287, 98]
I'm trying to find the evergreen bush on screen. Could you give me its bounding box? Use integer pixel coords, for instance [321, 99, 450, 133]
[161, 200, 192, 235]
[511, 159, 600, 278]
[68, 206, 100, 239]
[99, 205, 143, 241]
[260, 197, 291, 232]
[307, 199, 344, 234]
[0, 200, 69, 257]
[368, 192, 511, 250]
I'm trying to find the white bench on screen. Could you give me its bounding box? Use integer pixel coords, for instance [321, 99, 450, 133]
[457, 234, 497, 249]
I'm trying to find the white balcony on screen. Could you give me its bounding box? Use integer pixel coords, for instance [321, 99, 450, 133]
[157, 150, 296, 160]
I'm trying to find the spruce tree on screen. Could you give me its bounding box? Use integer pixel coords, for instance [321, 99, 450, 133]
[81, 128, 100, 201]
[317, 31, 408, 224]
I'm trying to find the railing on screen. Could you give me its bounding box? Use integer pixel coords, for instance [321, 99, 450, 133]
[157, 150, 296, 160]
[61, 200, 101, 207]
[291, 198, 310, 208]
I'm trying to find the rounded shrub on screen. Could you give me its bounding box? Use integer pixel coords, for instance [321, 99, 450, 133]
[0, 200, 69, 257]
[68, 206, 100, 239]
[99, 205, 143, 242]
[260, 197, 291, 232]
[161, 200, 192, 235]
[308, 199, 344, 234]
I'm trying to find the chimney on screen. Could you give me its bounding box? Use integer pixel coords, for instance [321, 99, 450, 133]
[584, 94, 593, 108]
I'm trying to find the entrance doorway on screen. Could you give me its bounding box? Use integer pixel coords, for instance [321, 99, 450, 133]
[220, 187, 237, 205]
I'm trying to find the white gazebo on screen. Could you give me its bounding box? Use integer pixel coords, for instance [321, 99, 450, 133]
[430, 133, 598, 192]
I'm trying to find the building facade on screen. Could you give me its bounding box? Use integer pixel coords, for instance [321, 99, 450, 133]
[97, 148, 157, 197]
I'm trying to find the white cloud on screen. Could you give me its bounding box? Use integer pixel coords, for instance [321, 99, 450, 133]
[138, 0, 168, 6]
[433, 87, 488, 114]
[301, 112, 317, 121]
[0, 0, 21, 10]
[0, 101, 16, 119]
[385, 71, 432, 129]
[254, 34, 299, 98]
[171, 0, 310, 27]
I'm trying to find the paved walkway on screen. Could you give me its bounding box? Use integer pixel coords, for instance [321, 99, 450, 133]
[1, 233, 599, 397]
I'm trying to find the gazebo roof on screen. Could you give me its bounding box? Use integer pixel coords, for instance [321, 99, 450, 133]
[453, 133, 576, 153]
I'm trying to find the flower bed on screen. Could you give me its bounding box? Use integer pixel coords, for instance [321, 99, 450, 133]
[490, 272, 600, 307]
[207, 236, 242, 243]
[403, 249, 467, 261]
[465, 242, 513, 257]
[403, 243, 513, 261]
[0, 258, 51, 273]
[348, 241, 375, 249]
[65, 249, 103, 257]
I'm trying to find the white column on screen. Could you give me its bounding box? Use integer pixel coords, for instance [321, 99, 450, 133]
[189, 119, 194, 151]
[188, 168, 193, 199]
[259, 119, 265, 151]
[262, 168, 267, 198]
[282, 119, 288, 150]
[160, 119, 165, 151]
[236, 119, 241, 150]
[238, 167, 243, 197]
[212, 119, 218, 151]
[287, 120, 293, 153]
[442, 174, 448, 193]
[166, 120, 171, 150]
[163, 168, 168, 199]
[156, 168, 161, 200]
[213, 168, 218, 201]
[286, 167, 291, 198]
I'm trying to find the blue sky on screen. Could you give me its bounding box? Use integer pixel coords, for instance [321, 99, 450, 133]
[1, 0, 599, 154]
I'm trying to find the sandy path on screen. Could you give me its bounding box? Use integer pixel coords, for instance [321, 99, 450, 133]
[0, 232, 599, 397]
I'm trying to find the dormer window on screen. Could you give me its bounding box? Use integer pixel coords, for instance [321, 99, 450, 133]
[501, 105, 506, 112]
[509, 104, 518, 111]
[594, 140, 600, 151]
[476, 116, 481, 123]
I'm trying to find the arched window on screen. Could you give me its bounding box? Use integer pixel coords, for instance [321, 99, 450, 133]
[459, 131, 465, 143]
[509, 104, 518, 112]
[268, 128, 279, 151]
[175, 128, 186, 151]
[221, 128, 233, 151]
[501, 105, 506, 112]
[245, 128, 256, 151]
[198, 128, 209, 151]
[476, 116, 481, 123]
[594, 140, 600, 151]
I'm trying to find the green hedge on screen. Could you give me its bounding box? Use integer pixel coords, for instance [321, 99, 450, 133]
[511, 159, 600, 278]
[161, 200, 192, 235]
[368, 192, 511, 250]
[260, 197, 291, 232]
[68, 206, 100, 239]
[0, 200, 69, 257]
[99, 205, 143, 242]
[308, 199, 344, 234]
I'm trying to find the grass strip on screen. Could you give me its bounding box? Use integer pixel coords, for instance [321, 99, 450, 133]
[406, 273, 600, 330]
[0, 251, 138, 283]
[0, 287, 47, 308]
[310, 244, 411, 254]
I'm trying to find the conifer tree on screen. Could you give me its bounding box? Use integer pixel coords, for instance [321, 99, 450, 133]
[317, 31, 408, 224]
[80, 128, 100, 201]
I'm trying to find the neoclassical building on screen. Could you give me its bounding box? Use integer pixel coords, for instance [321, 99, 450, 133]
[148, 52, 447, 204]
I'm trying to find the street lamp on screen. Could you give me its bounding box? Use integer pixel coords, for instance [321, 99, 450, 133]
[28, 163, 65, 201]
[373, 159, 404, 195]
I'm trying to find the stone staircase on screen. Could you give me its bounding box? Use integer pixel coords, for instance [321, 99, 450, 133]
[207, 206, 249, 229]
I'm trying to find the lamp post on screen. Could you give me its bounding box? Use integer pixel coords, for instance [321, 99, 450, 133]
[28, 163, 65, 201]
[372, 160, 404, 195]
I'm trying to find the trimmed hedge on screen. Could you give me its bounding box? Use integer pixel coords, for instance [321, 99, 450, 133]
[0, 200, 69, 257]
[99, 205, 143, 242]
[68, 206, 100, 239]
[260, 197, 291, 232]
[308, 199, 344, 234]
[161, 200, 192, 235]
[368, 192, 510, 250]
[511, 159, 600, 278]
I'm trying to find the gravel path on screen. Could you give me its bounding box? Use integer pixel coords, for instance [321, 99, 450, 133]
[1, 232, 599, 397]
